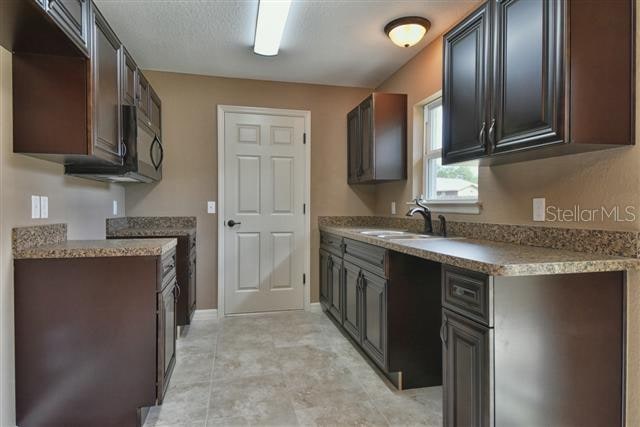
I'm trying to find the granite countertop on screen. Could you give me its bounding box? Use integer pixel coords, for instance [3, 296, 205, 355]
[107, 227, 196, 238]
[13, 238, 178, 260]
[320, 225, 640, 276]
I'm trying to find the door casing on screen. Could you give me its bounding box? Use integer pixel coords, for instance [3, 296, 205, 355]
[217, 105, 311, 317]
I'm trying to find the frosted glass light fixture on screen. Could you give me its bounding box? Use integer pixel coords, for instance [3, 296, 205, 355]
[385, 17, 431, 48]
[254, 0, 292, 56]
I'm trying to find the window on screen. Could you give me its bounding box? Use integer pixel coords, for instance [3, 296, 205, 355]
[423, 98, 479, 202]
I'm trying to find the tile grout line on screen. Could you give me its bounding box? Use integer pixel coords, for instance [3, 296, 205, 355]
[204, 322, 221, 426]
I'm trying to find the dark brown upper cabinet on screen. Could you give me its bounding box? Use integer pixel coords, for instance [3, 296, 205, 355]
[443, 0, 635, 166]
[44, 0, 91, 55]
[91, 6, 123, 164]
[347, 106, 361, 183]
[121, 47, 137, 106]
[442, 2, 490, 164]
[137, 71, 151, 118]
[9, 0, 163, 176]
[149, 85, 162, 137]
[347, 93, 407, 184]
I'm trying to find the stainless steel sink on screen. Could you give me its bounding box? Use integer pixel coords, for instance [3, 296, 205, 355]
[360, 230, 407, 236]
[360, 230, 442, 240]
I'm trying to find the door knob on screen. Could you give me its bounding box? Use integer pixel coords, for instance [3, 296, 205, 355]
[227, 220, 241, 227]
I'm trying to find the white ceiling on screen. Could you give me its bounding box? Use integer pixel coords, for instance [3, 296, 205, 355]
[95, 0, 479, 88]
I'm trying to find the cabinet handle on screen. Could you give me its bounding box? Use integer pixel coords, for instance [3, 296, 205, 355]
[488, 118, 496, 144]
[478, 121, 486, 146]
[440, 316, 448, 347]
[452, 284, 476, 299]
[174, 282, 181, 298]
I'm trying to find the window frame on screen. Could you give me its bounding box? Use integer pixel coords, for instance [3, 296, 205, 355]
[420, 94, 482, 214]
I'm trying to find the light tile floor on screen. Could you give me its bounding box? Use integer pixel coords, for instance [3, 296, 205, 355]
[144, 310, 443, 427]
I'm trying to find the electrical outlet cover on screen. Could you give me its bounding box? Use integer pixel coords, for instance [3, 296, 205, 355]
[532, 198, 546, 222]
[31, 196, 41, 219]
[40, 196, 48, 219]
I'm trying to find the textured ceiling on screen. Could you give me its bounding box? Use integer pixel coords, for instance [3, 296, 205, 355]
[95, 0, 479, 88]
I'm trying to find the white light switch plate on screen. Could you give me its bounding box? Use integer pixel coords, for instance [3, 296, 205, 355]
[40, 196, 49, 219]
[532, 198, 546, 222]
[113, 200, 118, 216]
[207, 201, 216, 214]
[31, 196, 41, 219]
[391, 201, 396, 215]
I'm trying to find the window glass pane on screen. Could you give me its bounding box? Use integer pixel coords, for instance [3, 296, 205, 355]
[428, 103, 443, 150]
[427, 157, 479, 200]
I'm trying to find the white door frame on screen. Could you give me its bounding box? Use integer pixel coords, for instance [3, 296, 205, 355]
[217, 105, 311, 318]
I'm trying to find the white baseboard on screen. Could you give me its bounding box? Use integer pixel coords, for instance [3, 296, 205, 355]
[307, 302, 322, 313]
[193, 309, 218, 320]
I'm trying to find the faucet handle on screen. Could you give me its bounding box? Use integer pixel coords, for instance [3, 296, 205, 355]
[414, 197, 429, 210]
[438, 215, 447, 237]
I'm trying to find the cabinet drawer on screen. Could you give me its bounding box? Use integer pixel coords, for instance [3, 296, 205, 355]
[442, 266, 492, 326]
[344, 238, 387, 278]
[320, 232, 343, 257]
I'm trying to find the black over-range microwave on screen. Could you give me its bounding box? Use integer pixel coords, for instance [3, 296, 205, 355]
[65, 106, 164, 183]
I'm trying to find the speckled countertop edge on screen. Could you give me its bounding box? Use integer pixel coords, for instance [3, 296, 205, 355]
[320, 225, 640, 276]
[13, 238, 178, 259]
[107, 228, 196, 238]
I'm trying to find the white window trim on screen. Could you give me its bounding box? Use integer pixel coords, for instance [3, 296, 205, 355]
[419, 92, 482, 215]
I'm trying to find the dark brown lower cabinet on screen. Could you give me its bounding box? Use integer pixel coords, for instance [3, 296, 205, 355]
[320, 232, 442, 390]
[107, 233, 197, 326]
[361, 269, 387, 369]
[442, 309, 492, 427]
[14, 249, 177, 427]
[441, 265, 625, 427]
[328, 254, 342, 321]
[342, 260, 362, 342]
[319, 249, 330, 309]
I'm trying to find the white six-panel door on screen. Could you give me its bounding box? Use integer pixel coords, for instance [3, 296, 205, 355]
[222, 110, 306, 314]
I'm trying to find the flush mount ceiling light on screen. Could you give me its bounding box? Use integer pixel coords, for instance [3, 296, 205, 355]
[253, 0, 292, 56]
[384, 16, 431, 48]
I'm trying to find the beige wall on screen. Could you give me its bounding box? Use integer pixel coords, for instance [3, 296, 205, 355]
[125, 71, 375, 309]
[374, 10, 640, 424]
[0, 47, 126, 426]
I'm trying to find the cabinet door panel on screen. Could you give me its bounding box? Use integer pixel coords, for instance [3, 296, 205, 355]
[342, 261, 361, 341]
[188, 258, 196, 317]
[138, 72, 150, 118]
[319, 250, 330, 309]
[150, 86, 162, 136]
[92, 9, 122, 163]
[359, 96, 374, 180]
[443, 2, 490, 164]
[361, 271, 386, 369]
[443, 309, 492, 427]
[121, 48, 137, 106]
[328, 255, 342, 322]
[491, 0, 564, 152]
[46, 0, 90, 54]
[347, 106, 360, 184]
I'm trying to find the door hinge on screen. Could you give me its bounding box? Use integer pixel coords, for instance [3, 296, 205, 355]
[303, 273, 306, 285]
[303, 133, 307, 144]
[303, 203, 306, 214]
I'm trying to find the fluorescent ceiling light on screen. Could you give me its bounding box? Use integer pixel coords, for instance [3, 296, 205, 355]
[254, 0, 292, 56]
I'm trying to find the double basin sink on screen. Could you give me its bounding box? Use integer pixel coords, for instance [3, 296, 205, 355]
[359, 230, 448, 240]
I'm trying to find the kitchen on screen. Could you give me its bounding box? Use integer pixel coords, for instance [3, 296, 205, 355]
[0, 0, 638, 426]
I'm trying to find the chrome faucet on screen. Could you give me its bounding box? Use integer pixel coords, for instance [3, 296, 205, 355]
[406, 198, 433, 234]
